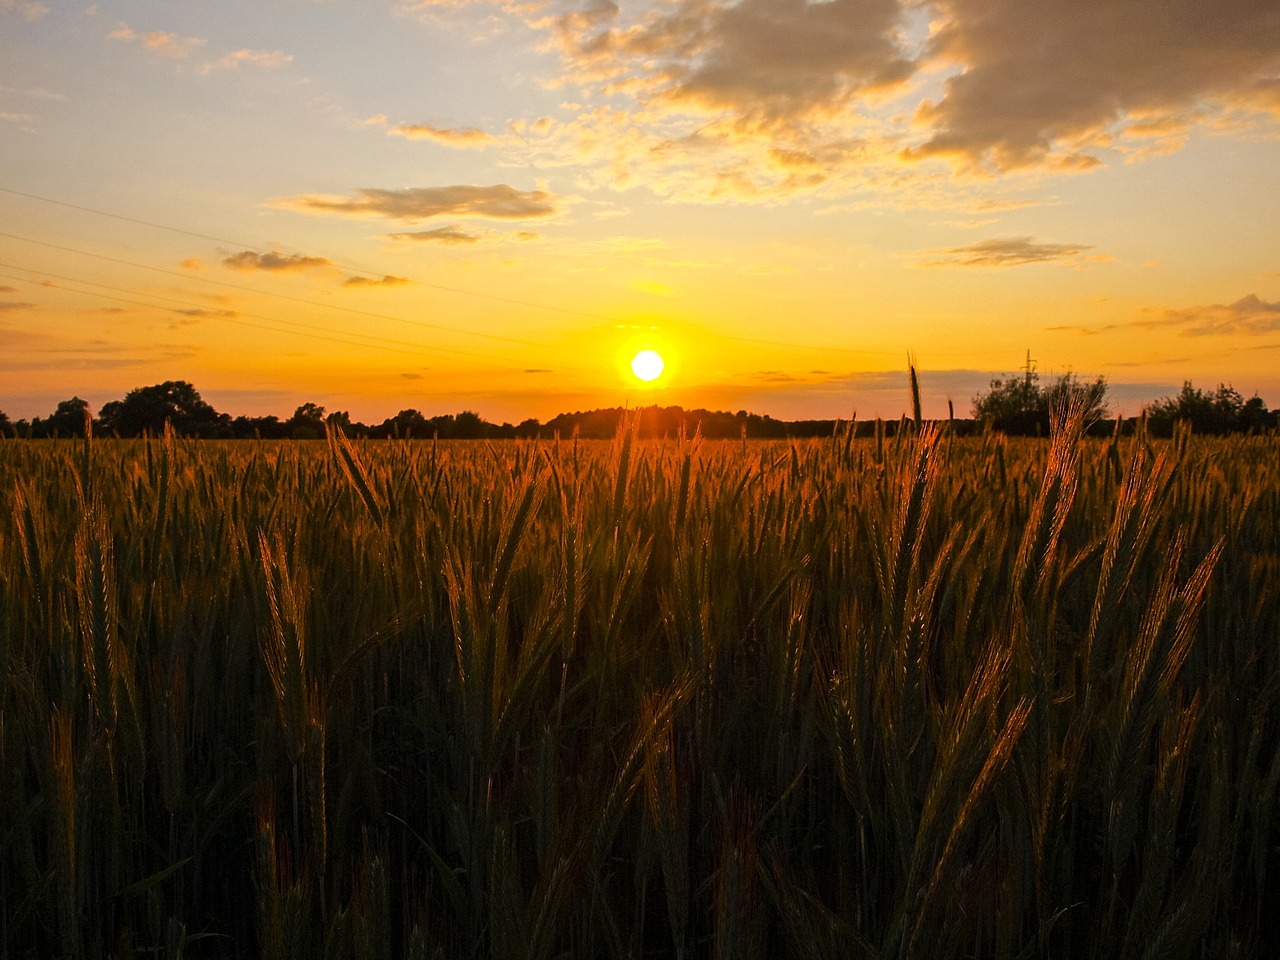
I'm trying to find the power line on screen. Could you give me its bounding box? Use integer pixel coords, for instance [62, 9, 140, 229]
[0, 231, 540, 347]
[0, 183, 896, 357]
[0, 185, 621, 327]
[0, 264, 534, 368]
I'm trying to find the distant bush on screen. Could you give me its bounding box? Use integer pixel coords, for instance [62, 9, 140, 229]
[972, 370, 1108, 434]
[1144, 381, 1276, 435]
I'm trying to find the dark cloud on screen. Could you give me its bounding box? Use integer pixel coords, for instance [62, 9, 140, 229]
[918, 236, 1097, 267]
[342, 274, 409, 287]
[222, 250, 333, 272]
[400, 372, 423, 380]
[549, 0, 915, 127]
[278, 185, 561, 222]
[524, 368, 553, 374]
[389, 225, 483, 244]
[908, 0, 1280, 171]
[173, 308, 237, 318]
[0, 300, 35, 312]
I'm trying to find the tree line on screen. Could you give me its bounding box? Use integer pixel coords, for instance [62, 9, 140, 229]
[0, 374, 1275, 440]
[972, 370, 1278, 436]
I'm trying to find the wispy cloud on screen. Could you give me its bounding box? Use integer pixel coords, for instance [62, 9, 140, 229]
[0, 1, 49, 22]
[222, 250, 333, 272]
[1140, 293, 1280, 337]
[0, 112, 35, 123]
[277, 185, 561, 221]
[109, 22, 205, 59]
[0, 300, 35, 312]
[203, 48, 294, 72]
[388, 122, 495, 148]
[389, 225, 484, 244]
[917, 236, 1102, 267]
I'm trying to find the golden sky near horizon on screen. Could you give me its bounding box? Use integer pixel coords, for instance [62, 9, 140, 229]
[1, 0, 1278, 423]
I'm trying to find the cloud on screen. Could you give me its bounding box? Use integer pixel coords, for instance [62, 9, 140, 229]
[0, 112, 34, 123]
[173, 308, 237, 318]
[0, 285, 17, 293]
[0, 300, 35, 312]
[342, 274, 410, 287]
[906, 0, 1280, 172]
[389, 122, 495, 148]
[1141, 293, 1280, 336]
[203, 49, 294, 72]
[918, 236, 1100, 267]
[277, 185, 561, 222]
[524, 368, 553, 374]
[222, 250, 333, 272]
[400, 372, 423, 380]
[544, 0, 915, 128]
[109, 23, 205, 59]
[0, 1, 49, 21]
[389, 225, 484, 244]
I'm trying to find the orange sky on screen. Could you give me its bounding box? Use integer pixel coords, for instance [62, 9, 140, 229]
[2, 0, 1278, 423]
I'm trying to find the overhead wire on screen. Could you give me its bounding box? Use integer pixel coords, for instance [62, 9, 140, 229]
[0, 266, 518, 364]
[0, 183, 899, 358]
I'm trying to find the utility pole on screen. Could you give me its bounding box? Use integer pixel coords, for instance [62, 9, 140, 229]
[1023, 349, 1037, 387]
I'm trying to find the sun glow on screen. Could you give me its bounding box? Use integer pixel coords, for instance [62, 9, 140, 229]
[630, 349, 665, 382]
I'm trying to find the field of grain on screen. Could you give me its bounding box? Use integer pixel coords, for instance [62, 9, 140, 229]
[1, 415, 1277, 958]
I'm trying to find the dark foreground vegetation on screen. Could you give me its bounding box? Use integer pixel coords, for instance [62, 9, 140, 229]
[1, 414, 1278, 958]
[2, 373, 1276, 440]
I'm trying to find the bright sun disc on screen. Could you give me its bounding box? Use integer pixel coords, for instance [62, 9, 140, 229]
[630, 349, 665, 382]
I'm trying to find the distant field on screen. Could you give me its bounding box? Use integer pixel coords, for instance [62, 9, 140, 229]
[1, 421, 1277, 958]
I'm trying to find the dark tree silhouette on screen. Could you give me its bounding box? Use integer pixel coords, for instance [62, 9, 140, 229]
[39, 396, 94, 438]
[972, 371, 1107, 435]
[288, 403, 326, 439]
[1145, 382, 1277, 435]
[98, 381, 227, 437]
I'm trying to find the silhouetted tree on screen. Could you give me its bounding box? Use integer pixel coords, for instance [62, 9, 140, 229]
[973, 371, 1107, 435]
[41, 396, 93, 438]
[288, 403, 326, 439]
[98, 381, 227, 437]
[452, 411, 485, 439]
[374, 409, 431, 438]
[1145, 382, 1276, 435]
[0, 409, 10, 437]
[228, 415, 288, 439]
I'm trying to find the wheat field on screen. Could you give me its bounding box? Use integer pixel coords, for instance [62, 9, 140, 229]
[1, 413, 1277, 958]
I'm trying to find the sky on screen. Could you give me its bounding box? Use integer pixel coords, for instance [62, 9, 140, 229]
[2, 0, 1278, 424]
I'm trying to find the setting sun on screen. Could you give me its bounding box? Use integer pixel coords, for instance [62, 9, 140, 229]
[630, 349, 665, 382]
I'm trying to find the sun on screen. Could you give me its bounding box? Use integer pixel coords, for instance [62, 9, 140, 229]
[630, 349, 665, 382]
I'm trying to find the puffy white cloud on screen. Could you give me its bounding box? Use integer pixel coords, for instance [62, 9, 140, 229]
[277, 185, 561, 221]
